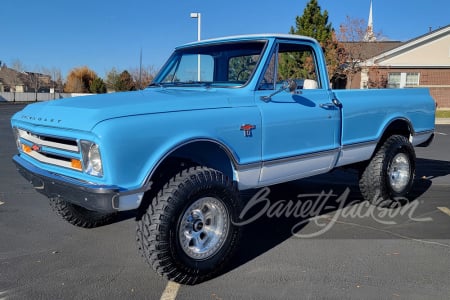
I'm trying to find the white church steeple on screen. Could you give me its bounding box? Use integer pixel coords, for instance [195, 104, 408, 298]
[364, 0, 377, 42]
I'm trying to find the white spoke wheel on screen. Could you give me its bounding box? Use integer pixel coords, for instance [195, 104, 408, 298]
[136, 166, 241, 285]
[359, 135, 416, 207]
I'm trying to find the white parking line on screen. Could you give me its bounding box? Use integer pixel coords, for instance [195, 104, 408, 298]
[0, 201, 5, 206]
[160, 281, 180, 300]
[0, 290, 8, 300]
[437, 207, 450, 217]
[435, 131, 447, 136]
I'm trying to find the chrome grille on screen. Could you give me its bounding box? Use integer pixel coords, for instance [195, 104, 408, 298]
[16, 128, 82, 171]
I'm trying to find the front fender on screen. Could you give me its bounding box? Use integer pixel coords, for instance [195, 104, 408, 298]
[93, 107, 261, 191]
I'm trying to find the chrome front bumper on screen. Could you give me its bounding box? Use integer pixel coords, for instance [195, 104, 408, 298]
[13, 155, 146, 213]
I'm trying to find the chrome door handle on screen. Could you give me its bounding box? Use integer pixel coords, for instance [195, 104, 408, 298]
[320, 103, 335, 109]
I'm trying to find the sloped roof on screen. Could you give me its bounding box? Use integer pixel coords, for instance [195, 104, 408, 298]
[341, 41, 404, 61]
[0, 66, 27, 87]
[367, 24, 450, 67]
[0, 66, 53, 89]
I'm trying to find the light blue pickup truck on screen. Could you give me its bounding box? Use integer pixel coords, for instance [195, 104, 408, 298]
[11, 34, 435, 284]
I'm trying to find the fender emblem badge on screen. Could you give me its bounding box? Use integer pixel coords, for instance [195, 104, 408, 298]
[31, 144, 41, 152]
[240, 124, 256, 137]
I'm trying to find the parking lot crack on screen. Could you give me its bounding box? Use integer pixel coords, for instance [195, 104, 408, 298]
[325, 217, 450, 248]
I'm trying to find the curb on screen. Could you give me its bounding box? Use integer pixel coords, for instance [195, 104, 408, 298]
[436, 118, 450, 125]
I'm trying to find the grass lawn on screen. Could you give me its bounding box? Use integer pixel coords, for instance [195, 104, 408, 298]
[436, 110, 450, 118]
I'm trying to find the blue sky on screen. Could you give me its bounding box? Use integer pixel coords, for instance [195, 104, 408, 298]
[1, 0, 449, 78]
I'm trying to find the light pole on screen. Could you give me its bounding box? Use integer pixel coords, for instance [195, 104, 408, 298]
[190, 12, 201, 41]
[190, 12, 201, 81]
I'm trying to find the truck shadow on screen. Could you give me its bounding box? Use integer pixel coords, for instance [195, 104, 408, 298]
[415, 157, 450, 182]
[227, 180, 362, 273]
[220, 157, 449, 277]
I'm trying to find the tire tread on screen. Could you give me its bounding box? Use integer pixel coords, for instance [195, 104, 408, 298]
[136, 166, 241, 285]
[359, 135, 415, 206]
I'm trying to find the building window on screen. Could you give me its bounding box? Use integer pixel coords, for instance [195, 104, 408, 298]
[388, 72, 420, 88]
[405, 73, 420, 87]
[387, 73, 401, 88]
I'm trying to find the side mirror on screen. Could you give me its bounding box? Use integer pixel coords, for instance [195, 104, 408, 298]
[260, 79, 299, 102]
[285, 79, 298, 93]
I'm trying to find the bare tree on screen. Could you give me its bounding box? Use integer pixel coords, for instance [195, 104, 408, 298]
[129, 65, 157, 89]
[335, 17, 367, 88]
[42, 67, 64, 97]
[51, 68, 64, 97]
[8, 59, 26, 101]
[336, 16, 385, 89]
[11, 59, 26, 72]
[26, 71, 42, 101]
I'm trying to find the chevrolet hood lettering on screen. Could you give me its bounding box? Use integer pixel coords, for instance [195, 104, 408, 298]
[21, 115, 62, 123]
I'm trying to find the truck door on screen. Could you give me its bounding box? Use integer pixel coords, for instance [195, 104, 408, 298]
[255, 40, 341, 185]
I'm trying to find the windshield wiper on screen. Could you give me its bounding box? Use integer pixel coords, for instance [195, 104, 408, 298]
[148, 81, 213, 88]
[182, 81, 213, 88]
[147, 82, 164, 88]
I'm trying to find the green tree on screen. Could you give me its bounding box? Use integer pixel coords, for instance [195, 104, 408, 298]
[105, 68, 136, 92]
[290, 0, 333, 42]
[105, 67, 120, 91]
[288, 0, 339, 80]
[228, 55, 258, 82]
[89, 77, 107, 93]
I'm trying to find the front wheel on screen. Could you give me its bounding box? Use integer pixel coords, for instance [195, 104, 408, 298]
[49, 197, 117, 228]
[359, 135, 416, 207]
[136, 166, 242, 285]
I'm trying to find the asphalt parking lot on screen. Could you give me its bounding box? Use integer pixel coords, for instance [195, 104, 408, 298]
[1, 104, 449, 299]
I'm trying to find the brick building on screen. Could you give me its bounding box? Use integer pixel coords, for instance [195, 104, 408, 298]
[356, 25, 450, 108]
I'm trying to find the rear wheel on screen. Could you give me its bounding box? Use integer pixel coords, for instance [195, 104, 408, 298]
[359, 135, 416, 207]
[136, 166, 242, 285]
[49, 197, 117, 228]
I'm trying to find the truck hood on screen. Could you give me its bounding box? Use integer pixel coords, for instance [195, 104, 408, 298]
[13, 88, 233, 131]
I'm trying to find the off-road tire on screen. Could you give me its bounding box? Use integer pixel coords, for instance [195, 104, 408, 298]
[49, 197, 117, 228]
[359, 135, 416, 207]
[136, 166, 242, 285]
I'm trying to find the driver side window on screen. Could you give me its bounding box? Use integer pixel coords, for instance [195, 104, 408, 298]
[259, 42, 320, 90]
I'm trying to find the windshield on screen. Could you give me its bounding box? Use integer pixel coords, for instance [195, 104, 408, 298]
[152, 40, 267, 88]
